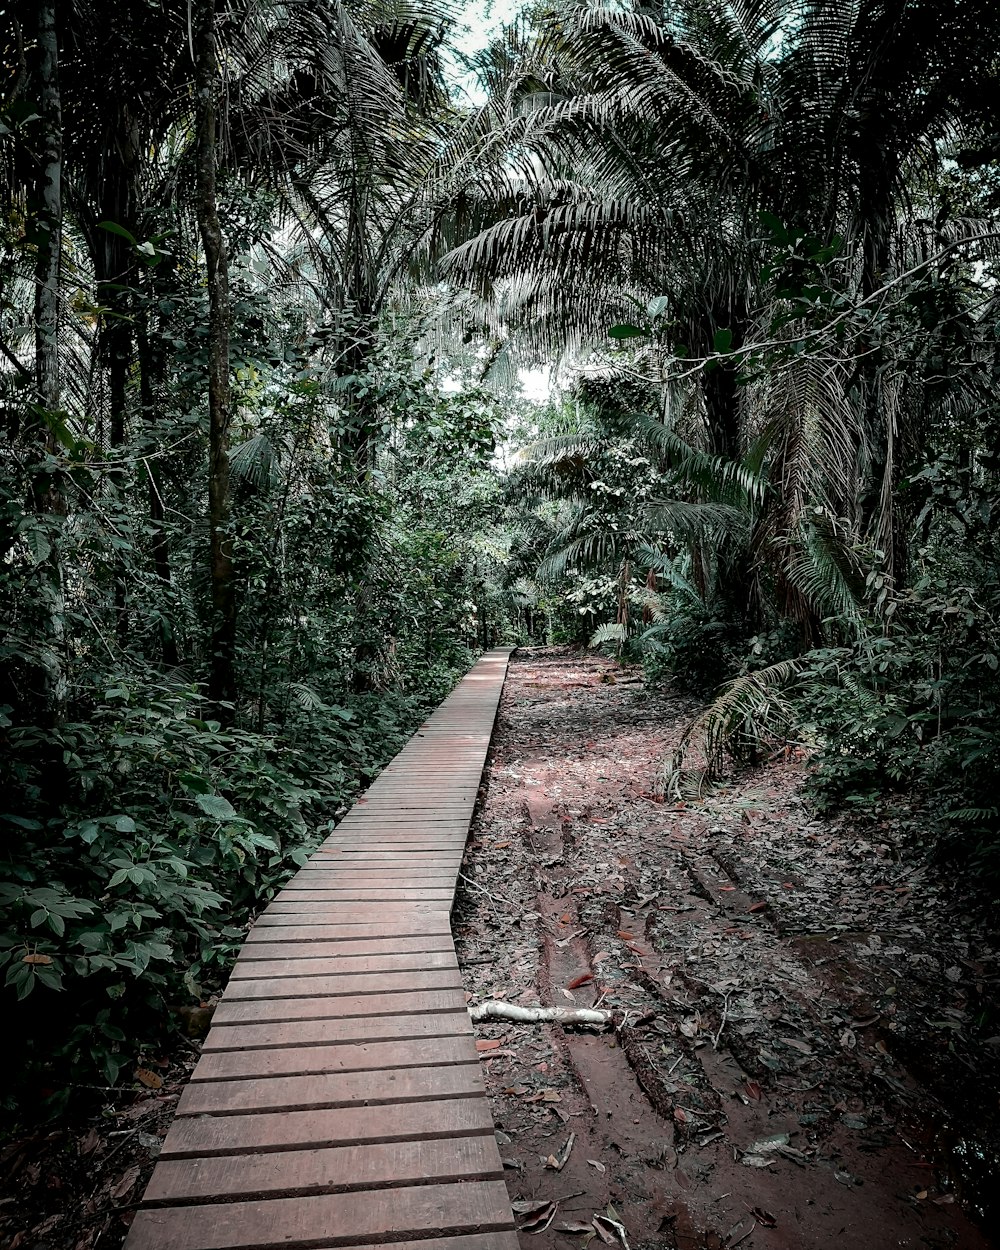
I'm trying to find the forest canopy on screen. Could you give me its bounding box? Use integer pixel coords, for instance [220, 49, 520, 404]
[2, 0, 1000, 1110]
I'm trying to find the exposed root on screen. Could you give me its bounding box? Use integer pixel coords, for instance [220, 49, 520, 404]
[469, 1001, 612, 1029]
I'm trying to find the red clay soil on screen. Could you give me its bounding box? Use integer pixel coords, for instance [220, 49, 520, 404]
[455, 647, 1000, 1250]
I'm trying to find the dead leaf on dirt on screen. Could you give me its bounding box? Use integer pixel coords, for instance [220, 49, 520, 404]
[476, 1039, 502, 1052]
[592, 951, 610, 964]
[591, 1217, 618, 1245]
[679, 1014, 701, 1038]
[134, 1068, 163, 1090]
[557, 1222, 597, 1237]
[559, 987, 576, 1001]
[781, 1037, 813, 1054]
[745, 1080, 762, 1100]
[78, 1128, 101, 1156]
[594, 1213, 630, 1250]
[515, 1201, 559, 1233]
[751, 1207, 777, 1228]
[524, 1088, 562, 1103]
[567, 973, 594, 990]
[587, 1159, 606, 1173]
[111, 1165, 141, 1201]
[932, 1194, 956, 1205]
[616, 930, 634, 941]
[747, 901, 769, 914]
[544, 1133, 576, 1171]
[502, 1085, 529, 1096]
[840, 1029, 858, 1050]
[512, 1200, 554, 1216]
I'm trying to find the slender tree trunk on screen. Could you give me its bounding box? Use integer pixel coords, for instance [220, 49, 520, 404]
[194, 0, 237, 715]
[34, 1, 67, 715]
[35, 4, 61, 417]
[137, 313, 180, 669]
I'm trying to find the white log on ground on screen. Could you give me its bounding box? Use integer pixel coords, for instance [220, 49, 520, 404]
[469, 1000, 611, 1028]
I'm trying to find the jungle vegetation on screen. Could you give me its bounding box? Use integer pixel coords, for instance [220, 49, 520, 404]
[2, 0, 1000, 1111]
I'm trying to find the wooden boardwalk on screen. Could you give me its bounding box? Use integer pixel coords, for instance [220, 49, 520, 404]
[126, 650, 516, 1250]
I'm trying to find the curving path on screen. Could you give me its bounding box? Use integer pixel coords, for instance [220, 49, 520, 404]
[125, 650, 516, 1250]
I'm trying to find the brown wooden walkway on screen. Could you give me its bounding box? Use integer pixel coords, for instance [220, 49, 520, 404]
[126, 650, 516, 1250]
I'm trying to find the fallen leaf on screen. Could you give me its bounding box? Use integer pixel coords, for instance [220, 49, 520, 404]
[591, 1217, 618, 1245]
[476, 1039, 502, 1052]
[557, 1223, 597, 1236]
[747, 902, 768, 914]
[745, 1080, 762, 1101]
[616, 930, 634, 940]
[751, 1207, 777, 1228]
[519, 1202, 559, 1233]
[112, 1165, 141, 1201]
[567, 973, 595, 990]
[588, 1159, 607, 1173]
[512, 1200, 554, 1216]
[592, 951, 610, 964]
[544, 1132, 576, 1171]
[134, 1068, 163, 1090]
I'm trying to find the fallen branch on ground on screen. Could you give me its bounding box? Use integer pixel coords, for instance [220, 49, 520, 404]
[469, 1000, 612, 1029]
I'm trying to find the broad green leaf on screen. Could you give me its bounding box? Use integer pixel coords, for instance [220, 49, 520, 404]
[608, 324, 650, 340]
[195, 793, 238, 821]
[713, 328, 733, 353]
[97, 220, 139, 246]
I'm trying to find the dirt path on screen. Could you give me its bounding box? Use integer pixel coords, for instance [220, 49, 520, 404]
[456, 648, 999, 1250]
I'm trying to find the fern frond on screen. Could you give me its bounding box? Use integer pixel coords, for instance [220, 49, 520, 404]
[663, 656, 804, 795]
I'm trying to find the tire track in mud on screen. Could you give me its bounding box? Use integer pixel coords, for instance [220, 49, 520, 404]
[454, 649, 995, 1250]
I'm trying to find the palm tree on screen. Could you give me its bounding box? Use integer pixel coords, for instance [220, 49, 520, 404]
[440, 0, 1000, 631]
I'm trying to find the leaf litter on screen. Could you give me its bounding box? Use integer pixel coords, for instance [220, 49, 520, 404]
[454, 648, 1000, 1250]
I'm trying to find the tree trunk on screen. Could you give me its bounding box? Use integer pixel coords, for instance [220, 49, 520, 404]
[194, 0, 237, 715]
[35, 4, 61, 416]
[137, 313, 180, 669]
[34, 1, 67, 715]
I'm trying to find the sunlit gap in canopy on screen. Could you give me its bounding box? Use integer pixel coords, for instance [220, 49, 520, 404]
[444, 0, 524, 106]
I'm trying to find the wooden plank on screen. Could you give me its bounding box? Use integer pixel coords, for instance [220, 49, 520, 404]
[203, 1009, 470, 1052]
[281, 870, 457, 884]
[191, 1033, 476, 1080]
[229, 950, 458, 978]
[125, 1180, 514, 1250]
[213, 989, 466, 1026]
[160, 1096, 496, 1157]
[235, 936, 455, 961]
[223, 968, 462, 999]
[143, 1133, 503, 1204]
[256, 903, 448, 922]
[243, 920, 453, 944]
[176, 1063, 487, 1117]
[275, 891, 458, 902]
